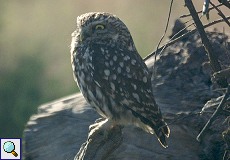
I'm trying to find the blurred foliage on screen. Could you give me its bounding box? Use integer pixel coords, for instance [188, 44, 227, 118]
[0, 52, 78, 138]
[0, 55, 44, 137]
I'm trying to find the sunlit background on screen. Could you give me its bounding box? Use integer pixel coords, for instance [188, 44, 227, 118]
[0, 0, 229, 138]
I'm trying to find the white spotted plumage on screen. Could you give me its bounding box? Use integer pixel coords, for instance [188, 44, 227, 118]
[71, 12, 170, 148]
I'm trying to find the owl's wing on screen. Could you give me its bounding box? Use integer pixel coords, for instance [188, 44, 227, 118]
[92, 46, 158, 115]
[93, 45, 170, 147]
[92, 45, 169, 147]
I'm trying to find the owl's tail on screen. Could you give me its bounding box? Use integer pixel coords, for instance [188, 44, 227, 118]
[154, 121, 170, 148]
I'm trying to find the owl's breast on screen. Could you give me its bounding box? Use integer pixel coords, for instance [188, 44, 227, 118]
[72, 46, 113, 118]
[73, 46, 94, 89]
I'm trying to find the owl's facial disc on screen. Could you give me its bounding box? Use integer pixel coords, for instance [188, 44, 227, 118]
[79, 22, 116, 43]
[74, 12, 133, 47]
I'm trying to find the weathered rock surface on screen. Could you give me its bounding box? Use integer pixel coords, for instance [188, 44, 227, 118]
[24, 28, 230, 160]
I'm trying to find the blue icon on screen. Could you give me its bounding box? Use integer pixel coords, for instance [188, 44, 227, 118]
[3, 141, 18, 157]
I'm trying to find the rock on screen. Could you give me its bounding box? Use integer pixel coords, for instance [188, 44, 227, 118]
[169, 19, 188, 41]
[24, 94, 99, 160]
[24, 29, 230, 160]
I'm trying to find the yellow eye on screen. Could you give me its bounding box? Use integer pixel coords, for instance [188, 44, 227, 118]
[95, 24, 105, 30]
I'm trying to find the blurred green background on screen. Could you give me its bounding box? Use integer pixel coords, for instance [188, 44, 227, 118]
[0, 0, 229, 138]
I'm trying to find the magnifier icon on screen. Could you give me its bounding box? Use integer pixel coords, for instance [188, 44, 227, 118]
[3, 141, 18, 157]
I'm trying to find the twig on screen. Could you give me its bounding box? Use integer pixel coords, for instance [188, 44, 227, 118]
[210, 1, 230, 27]
[213, 68, 230, 79]
[153, 0, 174, 67]
[197, 85, 230, 142]
[202, 0, 210, 15]
[158, 22, 193, 56]
[143, 16, 230, 61]
[180, 1, 229, 18]
[222, 129, 230, 160]
[184, 0, 228, 88]
[218, 0, 230, 9]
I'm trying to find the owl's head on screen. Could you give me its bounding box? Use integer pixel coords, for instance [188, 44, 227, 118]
[72, 12, 134, 48]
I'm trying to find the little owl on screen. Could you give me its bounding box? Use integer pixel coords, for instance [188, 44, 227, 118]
[70, 12, 170, 148]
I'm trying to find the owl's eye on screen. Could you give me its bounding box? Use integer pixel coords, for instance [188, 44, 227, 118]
[95, 24, 105, 30]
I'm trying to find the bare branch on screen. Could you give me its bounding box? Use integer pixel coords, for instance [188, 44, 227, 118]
[202, 0, 210, 15]
[210, 1, 230, 27]
[184, 0, 228, 88]
[180, 1, 229, 18]
[213, 68, 230, 80]
[197, 85, 230, 141]
[144, 16, 230, 61]
[153, 0, 174, 68]
[218, 0, 230, 9]
[223, 129, 230, 160]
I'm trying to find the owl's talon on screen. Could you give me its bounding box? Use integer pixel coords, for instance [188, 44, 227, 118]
[95, 117, 106, 123]
[89, 118, 107, 131]
[88, 118, 114, 140]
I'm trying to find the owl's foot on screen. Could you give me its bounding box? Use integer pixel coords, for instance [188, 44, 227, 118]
[77, 118, 123, 159]
[89, 118, 122, 140]
[89, 117, 107, 131]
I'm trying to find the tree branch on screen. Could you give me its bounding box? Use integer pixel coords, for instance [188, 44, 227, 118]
[184, 0, 228, 88]
[143, 16, 230, 61]
[213, 68, 230, 80]
[210, 1, 230, 27]
[180, 1, 230, 18]
[218, 0, 230, 9]
[197, 85, 230, 141]
[223, 129, 230, 160]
